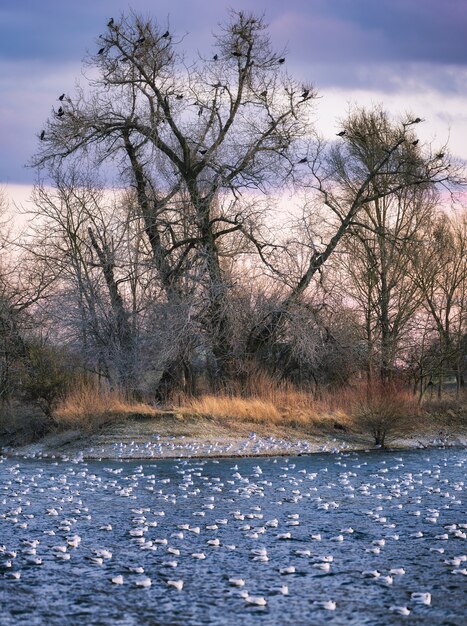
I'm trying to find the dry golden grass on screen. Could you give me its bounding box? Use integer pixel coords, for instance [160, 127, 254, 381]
[178, 380, 424, 441]
[183, 395, 281, 423]
[49, 370, 463, 443]
[53, 384, 158, 431]
[178, 384, 346, 430]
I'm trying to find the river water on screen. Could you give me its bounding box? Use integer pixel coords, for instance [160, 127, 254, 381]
[0, 448, 465, 625]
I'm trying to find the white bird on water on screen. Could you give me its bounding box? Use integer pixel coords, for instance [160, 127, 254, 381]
[244, 595, 267, 606]
[390, 606, 410, 616]
[314, 600, 336, 610]
[111, 575, 124, 585]
[167, 579, 184, 590]
[411, 592, 431, 605]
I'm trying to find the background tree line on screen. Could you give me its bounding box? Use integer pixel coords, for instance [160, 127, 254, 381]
[0, 11, 465, 419]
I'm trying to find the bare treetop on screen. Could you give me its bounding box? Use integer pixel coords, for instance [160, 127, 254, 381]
[33, 11, 316, 198]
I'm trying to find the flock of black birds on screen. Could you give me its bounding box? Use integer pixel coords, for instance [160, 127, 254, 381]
[39, 22, 443, 170]
[39, 94, 66, 140]
[293, 117, 436, 167]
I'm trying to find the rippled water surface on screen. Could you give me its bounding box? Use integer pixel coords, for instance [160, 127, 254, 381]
[0, 448, 466, 625]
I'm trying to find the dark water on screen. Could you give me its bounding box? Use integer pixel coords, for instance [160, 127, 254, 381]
[0, 448, 465, 625]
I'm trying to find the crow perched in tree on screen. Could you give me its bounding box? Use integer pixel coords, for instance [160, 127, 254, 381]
[412, 139, 419, 146]
[162, 30, 170, 38]
[176, 94, 183, 100]
[213, 54, 218, 61]
[260, 90, 267, 98]
[136, 36, 146, 44]
[231, 50, 241, 57]
[57, 107, 64, 117]
[58, 93, 65, 101]
[97, 47, 105, 55]
[436, 152, 445, 159]
[107, 18, 114, 28]
[40, 130, 45, 140]
[297, 157, 308, 164]
[336, 130, 346, 137]
[301, 89, 309, 99]
[278, 57, 285, 64]
[199, 149, 207, 155]
[412, 117, 422, 123]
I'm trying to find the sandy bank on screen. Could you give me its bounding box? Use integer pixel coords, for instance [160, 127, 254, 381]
[2, 413, 466, 460]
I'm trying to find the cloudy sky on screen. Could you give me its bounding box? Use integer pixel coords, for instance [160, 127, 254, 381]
[1, 0, 467, 202]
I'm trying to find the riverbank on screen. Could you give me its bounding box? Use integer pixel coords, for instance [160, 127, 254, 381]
[2, 410, 466, 460]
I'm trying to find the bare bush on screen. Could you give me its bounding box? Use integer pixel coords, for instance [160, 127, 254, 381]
[351, 384, 419, 447]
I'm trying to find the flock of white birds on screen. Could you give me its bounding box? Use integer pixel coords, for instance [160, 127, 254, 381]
[0, 444, 465, 624]
[8, 432, 361, 461]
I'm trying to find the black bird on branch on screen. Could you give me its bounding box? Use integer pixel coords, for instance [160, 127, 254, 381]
[436, 152, 445, 159]
[213, 54, 218, 61]
[199, 149, 208, 155]
[297, 157, 308, 164]
[57, 107, 64, 117]
[97, 47, 105, 55]
[58, 93, 65, 101]
[107, 18, 114, 28]
[162, 30, 170, 38]
[278, 57, 285, 64]
[404, 117, 422, 126]
[411, 139, 419, 146]
[336, 130, 346, 137]
[301, 89, 309, 99]
[40, 130, 45, 140]
[136, 36, 146, 45]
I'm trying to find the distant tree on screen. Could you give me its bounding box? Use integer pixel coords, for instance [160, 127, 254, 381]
[25, 171, 146, 390]
[0, 191, 52, 410]
[340, 184, 436, 384]
[410, 209, 467, 396]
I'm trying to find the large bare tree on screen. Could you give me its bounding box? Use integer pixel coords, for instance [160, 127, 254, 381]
[247, 106, 463, 359]
[31, 12, 463, 394]
[33, 10, 316, 384]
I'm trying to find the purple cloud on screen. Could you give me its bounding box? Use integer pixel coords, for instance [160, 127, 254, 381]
[1, 0, 466, 184]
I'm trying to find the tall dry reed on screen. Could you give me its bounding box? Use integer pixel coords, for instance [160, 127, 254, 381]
[53, 383, 157, 431]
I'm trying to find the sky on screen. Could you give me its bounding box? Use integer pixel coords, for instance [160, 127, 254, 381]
[1, 0, 467, 205]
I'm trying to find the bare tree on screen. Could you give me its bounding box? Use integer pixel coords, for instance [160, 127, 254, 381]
[0, 191, 55, 411]
[340, 184, 436, 383]
[409, 208, 467, 396]
[33, 10, 317, 385]
[30, 13, 464, 395]
[25, 172, 140, 388]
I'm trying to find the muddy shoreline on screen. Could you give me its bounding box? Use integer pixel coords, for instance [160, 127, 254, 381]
[2, 421, 466, 461]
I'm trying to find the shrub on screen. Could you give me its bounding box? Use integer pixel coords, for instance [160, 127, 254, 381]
[351, 384, 419, 447]
[21, 343, 77, 417]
